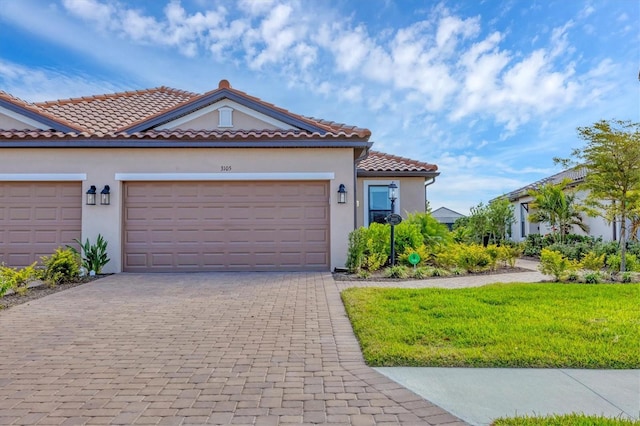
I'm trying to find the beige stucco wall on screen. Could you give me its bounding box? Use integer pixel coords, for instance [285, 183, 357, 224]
[355, 177, 426, 228]
[0, 147, 356, 273]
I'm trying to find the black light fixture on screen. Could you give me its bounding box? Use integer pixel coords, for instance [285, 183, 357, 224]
[388, 181, 398, 212]
[100, 185, 111, 205]
[337, 184, 347, 204]
[86, 185, 97, 205]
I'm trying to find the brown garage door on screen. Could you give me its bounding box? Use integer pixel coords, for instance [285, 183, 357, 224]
[0, 182, 82, 267]
[123, 181, 330, 272]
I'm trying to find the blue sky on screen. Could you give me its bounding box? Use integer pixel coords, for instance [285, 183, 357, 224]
[0, 0, 638, 214]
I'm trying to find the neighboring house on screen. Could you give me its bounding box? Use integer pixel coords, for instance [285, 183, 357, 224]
[504, 167, 619, 242]
[0, 80, 439, 273]
[431, 207, 465, 230]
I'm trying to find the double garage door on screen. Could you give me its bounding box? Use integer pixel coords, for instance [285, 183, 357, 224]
[0, 182, 82, 267]
[123, 181, 330, 272]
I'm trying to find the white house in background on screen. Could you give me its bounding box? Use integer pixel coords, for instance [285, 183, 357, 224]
[432, 207, 465, 230]
[504, 167, 620, 242]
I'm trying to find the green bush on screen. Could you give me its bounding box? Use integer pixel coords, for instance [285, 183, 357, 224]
[0, 262, 38, 296]
[403, 212, 451, 248]
[42, 248, 80, 285]
[498, 244, 522, 267]
[606, 253, 640, 272]
[539, 249, 578, 281]
[393, 221, 424, 256]
[68, 234, 110, 274]
[456, 244, 493, 273]
[412, 267, 430, 279]
[584, 272, 602, 284]
[346, 227, 367, 273]
[580, 252, 605, 271]
[398, 245, 430, 267]
[384, 265, 410, 279]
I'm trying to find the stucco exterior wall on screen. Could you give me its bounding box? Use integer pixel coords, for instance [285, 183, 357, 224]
[0, 147, 356, 272]
[355, 177, 426, 228]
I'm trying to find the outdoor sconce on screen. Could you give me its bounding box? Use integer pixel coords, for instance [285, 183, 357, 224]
[337, 184, 347, 204]
[388, 181, 398, 212]
[86, 185, 97, 205]
[100, 185, 111, 205]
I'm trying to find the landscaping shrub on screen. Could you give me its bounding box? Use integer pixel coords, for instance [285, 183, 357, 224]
[42, 248, 80, 285]
[403, 212, 451, 248]
[412, 266, 430, 279]
[606, 253, 640, 272]
[498, 244, 522, 267]
[69, 234, 110, 274]
[346, 227, 367, 272]
[393, 221, 424, 257]
[580, 252, 605, 271]
[0, 262, 38, 296]
[584, 272, 602, 284]
[384, 265, 409, 279]
[456, 244, 492, 273]
[539, 248, 578, 281]
[398, 245, 430, 267]
[433, 247, 459, 269]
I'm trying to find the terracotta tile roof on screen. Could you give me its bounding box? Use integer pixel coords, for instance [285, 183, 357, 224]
[35, 87, 198, 134]
[358, 151, 438, 173]
[0, 129, 368, 141]
[504, 167, 587, 200]
[0, 90, 85, 132]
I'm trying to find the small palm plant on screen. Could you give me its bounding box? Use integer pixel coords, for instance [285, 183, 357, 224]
[68, 234, 110, 274]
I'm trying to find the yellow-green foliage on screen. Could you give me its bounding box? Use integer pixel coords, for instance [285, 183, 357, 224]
[434, 245, 460, 269]
[606, 253, 640, 272]
[398, 245, 430, 267]
[485, 245, 500, 270]
[498, 244, 523, 267]
[0, 262, 38, 295]
[42, 248, 80, 285]
[539, 248, 578, 281]
[456, 244, 493, 273]
[580, 252, 605, 271]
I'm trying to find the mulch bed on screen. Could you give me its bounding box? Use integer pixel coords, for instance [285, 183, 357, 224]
[0, 277, 104, 311]
[333, 265, 532, 282]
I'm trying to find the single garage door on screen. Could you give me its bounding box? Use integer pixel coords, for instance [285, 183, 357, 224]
[123, 181, 330, 272]
[0, 182, 82, 267]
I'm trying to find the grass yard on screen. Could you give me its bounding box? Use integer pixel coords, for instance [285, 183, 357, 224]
[491, 413, 640, 425]
[341, 283, 640, 368]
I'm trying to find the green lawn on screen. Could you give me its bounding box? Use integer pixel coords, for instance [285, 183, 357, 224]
[492, 414, 640, 425]
[341, 283, 640, 368]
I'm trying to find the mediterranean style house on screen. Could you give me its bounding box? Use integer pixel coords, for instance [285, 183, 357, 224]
[0, 80, 438, 272]
[505, 167, 620, 242]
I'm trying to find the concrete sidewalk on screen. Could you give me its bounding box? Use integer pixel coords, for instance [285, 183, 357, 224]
[375, 368, 640, 426]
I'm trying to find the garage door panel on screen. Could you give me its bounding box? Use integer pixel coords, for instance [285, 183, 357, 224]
[0, 182, 81, 267]
[123, 181, 330, 271]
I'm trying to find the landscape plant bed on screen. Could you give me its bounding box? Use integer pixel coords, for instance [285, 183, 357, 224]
[342, 283, 640, 368]
[491, 413, 639, 425]
[333, 265, 530, 281]
[0, 276, 104, 311]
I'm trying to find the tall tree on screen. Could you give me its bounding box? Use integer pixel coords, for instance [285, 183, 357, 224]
[557, 119, 640, 271]
[527, 178, 589, 243]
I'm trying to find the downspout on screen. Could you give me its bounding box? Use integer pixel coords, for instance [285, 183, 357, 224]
[424, 176, 437, 212]
[354, 148, 370, 229]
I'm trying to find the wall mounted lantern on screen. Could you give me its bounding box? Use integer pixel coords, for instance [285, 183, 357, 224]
[86, 185, 97, 205]
[100, 185, 111, 205]
[337, 184, 347, 204]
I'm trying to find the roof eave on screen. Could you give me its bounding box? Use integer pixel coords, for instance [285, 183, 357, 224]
[357, 170, 440, 178]
[0, 138, 373, 149]
[0, 98, 82, 133]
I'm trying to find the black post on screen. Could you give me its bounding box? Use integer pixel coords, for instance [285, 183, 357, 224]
[390, 198, 396, 266]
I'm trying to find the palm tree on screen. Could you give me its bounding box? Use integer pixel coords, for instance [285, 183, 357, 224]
[528, 179, 589, 243]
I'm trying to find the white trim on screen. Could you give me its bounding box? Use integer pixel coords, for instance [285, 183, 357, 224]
[115, 172, 335, 181]
[0, 173, 87, 181]
[0, 106, 49, 129]
[363, 180, 401, 227]
[156, 99, 297, 130]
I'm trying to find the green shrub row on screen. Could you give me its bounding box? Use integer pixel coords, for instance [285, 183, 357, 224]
[539, 248, 640, 282]
[346, 213, 521, 274]
[523, 233, 640, 260]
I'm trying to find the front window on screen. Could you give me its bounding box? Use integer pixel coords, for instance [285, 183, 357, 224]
[368, 185, 392, 224]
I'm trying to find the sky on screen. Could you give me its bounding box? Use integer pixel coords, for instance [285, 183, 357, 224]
[0, 0, 638, 215]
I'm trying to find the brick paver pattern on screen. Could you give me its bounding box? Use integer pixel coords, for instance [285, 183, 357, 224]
[0, 273, 467, 425]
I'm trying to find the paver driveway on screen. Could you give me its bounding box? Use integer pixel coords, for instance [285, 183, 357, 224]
[0, 273, 465, 425]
